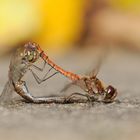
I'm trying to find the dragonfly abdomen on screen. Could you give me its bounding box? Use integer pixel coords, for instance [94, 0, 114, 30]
[39, 51, 80, 81]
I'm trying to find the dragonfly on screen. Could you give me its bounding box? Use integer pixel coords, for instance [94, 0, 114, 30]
[0, 41, 117, 104]
[61, 64, 118, 103]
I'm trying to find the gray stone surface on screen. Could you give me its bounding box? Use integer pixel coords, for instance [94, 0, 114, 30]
[0, 48, 140, 140]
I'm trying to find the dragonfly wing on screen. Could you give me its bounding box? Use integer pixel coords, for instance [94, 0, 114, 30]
[88, 48, 108, 78]
[0, 81, 14, 104]
[61, 81, 77, 92]
[74, 78, 88, 92]
[61, 78, 87, 93]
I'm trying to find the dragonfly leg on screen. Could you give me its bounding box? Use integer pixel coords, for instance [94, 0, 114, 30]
[24, 59, 55, 80]
[32, 61, 46, 71]
[29, 68, 59, 84]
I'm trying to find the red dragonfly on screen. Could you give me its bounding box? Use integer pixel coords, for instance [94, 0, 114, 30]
[0, 42, 117, 104]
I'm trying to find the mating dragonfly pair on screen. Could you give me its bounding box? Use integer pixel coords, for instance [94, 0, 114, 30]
[0, 42, 117, 104]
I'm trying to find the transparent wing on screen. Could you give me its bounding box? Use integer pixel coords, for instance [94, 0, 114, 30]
[61, 47, 109, 93]
[88, 47, 109, 78]
[61, 78, 87, 93]
[61, 81, 77, 92]
[0, 81, 14, 104]
[88, 58, 102, 77]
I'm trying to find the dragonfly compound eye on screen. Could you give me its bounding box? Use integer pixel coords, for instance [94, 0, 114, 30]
[27, 51, 39, 63]
[104, 85, 117, 102]
[23, 42, 40, 63]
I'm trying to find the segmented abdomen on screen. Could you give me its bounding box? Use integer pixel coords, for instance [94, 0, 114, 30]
[39, 50, 80, 81]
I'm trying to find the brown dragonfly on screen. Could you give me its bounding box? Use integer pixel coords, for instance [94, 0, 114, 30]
[0, 42, 117, 104]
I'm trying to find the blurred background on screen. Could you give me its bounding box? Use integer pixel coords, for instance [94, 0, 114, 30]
[0, 0, 140, 56]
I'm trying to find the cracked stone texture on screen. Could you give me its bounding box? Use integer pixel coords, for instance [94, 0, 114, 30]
[0, 48, 140, 140]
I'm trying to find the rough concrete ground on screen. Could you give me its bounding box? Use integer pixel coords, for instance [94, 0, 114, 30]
[0, 48, 140, 140]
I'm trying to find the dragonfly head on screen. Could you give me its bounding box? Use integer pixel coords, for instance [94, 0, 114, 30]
[104, 85, 118, 103]
[23, 42, 40, 63]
